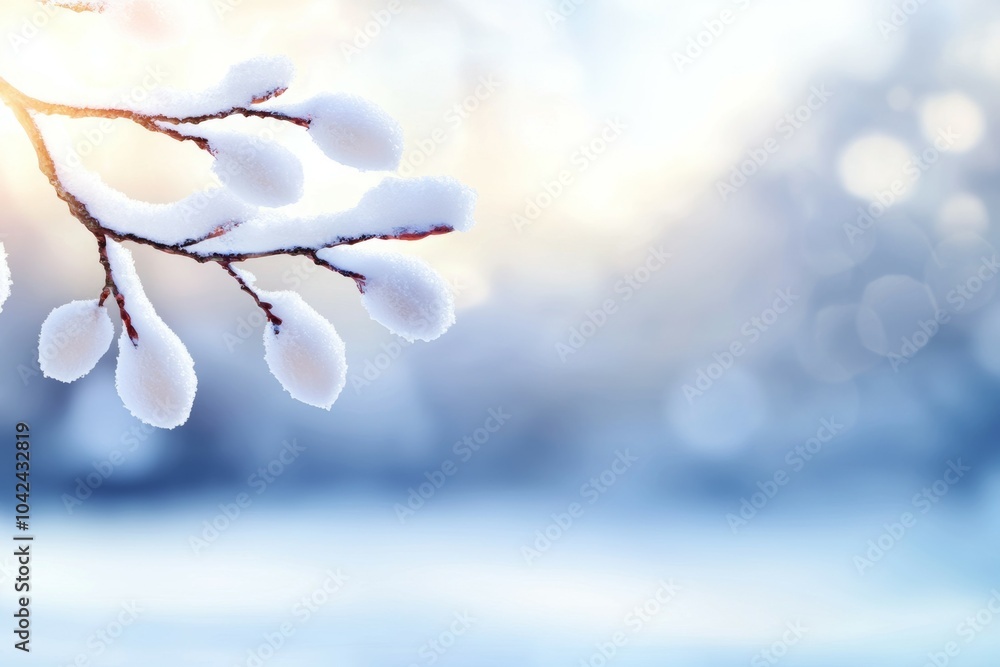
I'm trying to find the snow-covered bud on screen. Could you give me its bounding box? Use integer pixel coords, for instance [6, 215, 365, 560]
[106, 241, 197, 429]
[319, 246, 455, 342]
[115, 324, 198, 429]
[261, 290, 347, 409]
[295, 93, 403, 171]
[0, 243, 10, 314]
[38, 300, 114, 383]
[210, 132, 304, 208]
[104, 0, 189, 46]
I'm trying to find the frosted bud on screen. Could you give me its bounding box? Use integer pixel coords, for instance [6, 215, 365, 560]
[297, 93, 403, 171]
[261, 290, 347, 409]
[210, 133, 304, 207]
[0, 243, 10, 314]
[104, 0, 189, 46]
[38, 300, 114, 383]
[106, 240, 197, 429]
[319, 246, 455, 342]
[116, 325, 197, 429]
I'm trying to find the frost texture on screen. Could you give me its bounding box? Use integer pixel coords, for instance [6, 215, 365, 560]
[189, 176, 477, 256]
[205, 130, 304, 208]
[107, 241, 197, 429]
[0, 243, 10, 315]
[112, 55, 294, 118]
[36, 111, 475, 253]
[36, 113, 255, 246]
[255, 279, 347, 410]
[280, 93, 404, 171]
[320, 246, 455, 342]
[38, 300, 114, 383]
[1, 13, 477, 429]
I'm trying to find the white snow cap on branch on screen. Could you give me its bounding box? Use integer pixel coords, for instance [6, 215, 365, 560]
[1, 19, 478, 428]
[106, 241, 197, 429]
[38, 300, 114, 383]
[200, 128, 305, 208]
[0, 243, 10, 314]
[248, 272, 347, 410]
[319, 245, 455, 342]
[35, 114, 256, 246]
[189, 176, 477, 256]
[272, 93, 403, 171]
[121, 55, 295, 118]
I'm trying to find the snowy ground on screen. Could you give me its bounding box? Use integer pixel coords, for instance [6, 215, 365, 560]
[17, 496, 1000, 666]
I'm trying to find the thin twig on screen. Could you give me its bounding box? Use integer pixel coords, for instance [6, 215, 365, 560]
[0, 71, 455, 318]
[96, 235, 139, 342]
[222, 262, 283, 330]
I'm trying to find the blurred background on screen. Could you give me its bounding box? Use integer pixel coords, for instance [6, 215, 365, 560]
[0, 0, 999, 664]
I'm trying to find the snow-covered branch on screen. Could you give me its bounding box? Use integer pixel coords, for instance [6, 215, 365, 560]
[1, 4, 477, 428]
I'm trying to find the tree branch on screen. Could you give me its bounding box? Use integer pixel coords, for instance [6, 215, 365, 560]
[97, 235, 138, 342]
[36, 0, 104, 13]
[0, 73, 457, 324]
[222, 263, 283, 331]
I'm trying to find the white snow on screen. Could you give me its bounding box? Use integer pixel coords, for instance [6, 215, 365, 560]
[256, 282, 347, 410]
[35, 114, 256, 246]
[198, 128, 305, 208]
[74, 169, 252, 245]
[106, 241, 197, 429]
[38, 113, 475, 257]
[0, 243, 10, 315]
[118, 55, 293, 118]
[188, 176, 477, 256]
[275, 93, 403, 171]
[319, 245, 455, 342]
[38, 300, 115, 383]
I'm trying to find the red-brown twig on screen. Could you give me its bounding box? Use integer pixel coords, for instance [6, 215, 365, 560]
[0, 72, 455, 324]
